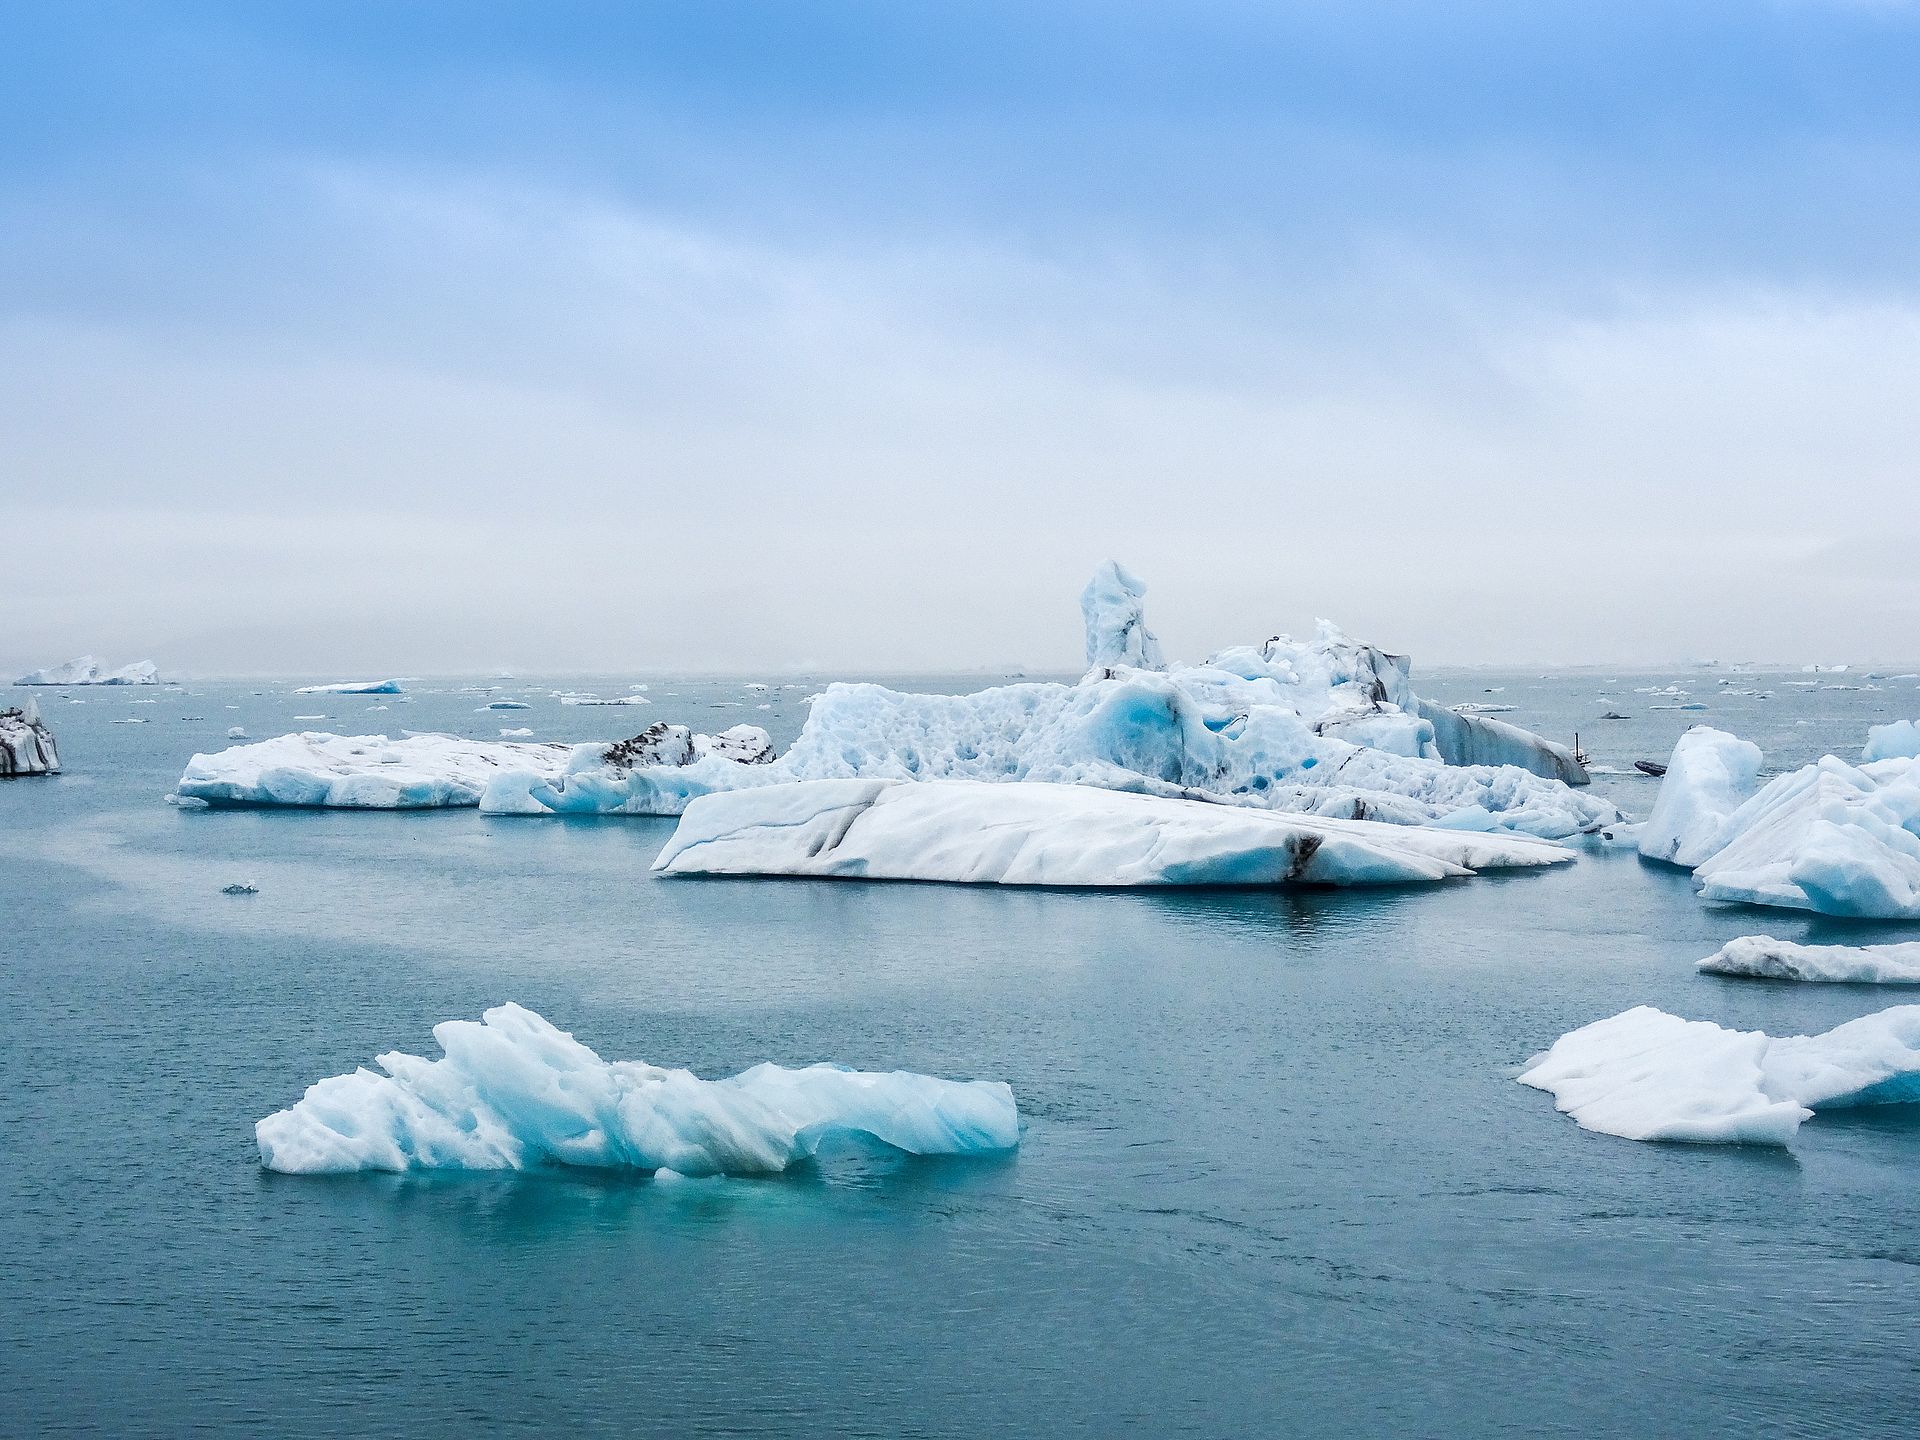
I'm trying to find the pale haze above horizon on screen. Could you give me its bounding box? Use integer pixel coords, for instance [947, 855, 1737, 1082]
[7, 2, 1919, 677]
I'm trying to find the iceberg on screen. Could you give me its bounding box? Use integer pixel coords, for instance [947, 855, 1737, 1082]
[479, 723, 777, 815]
[1518, 1004, 1920, 1145]
[652, 778, 1573, 887]
[1637, 727, 1764, 867]
[1864, 720, 1920, 763]
[256, 1002, 1019, 1175]
[176, 731, 573, 808]
[14, 655, 158, 685]
[1639, 725, 1920, 919]
[0, 700, 59, 777]
[1699, 936, 1920, 984]
[177, 722, 774, 810]
[481, 566, 1609, 837]
[294, 679, 404, 695]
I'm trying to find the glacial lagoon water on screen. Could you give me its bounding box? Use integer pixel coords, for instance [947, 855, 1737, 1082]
[3, 670, 1919, 1437]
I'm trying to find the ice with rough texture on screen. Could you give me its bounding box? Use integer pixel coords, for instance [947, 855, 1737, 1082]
[177, 732, 572, 808]
[294, 679, 404, 695]
[14, 655, 157, 685]
[1519, 1004, 1920, 1145]
[256, 1002, 1020, 1175]
[1081, 559, 1166, 670]
[1864, 720, 1920, 762]
[0, 701, 59, 776]
[1700, 935, 1920, 984]
[652, 778, 1573, 887]
[1637, 727, 1764, 866]
[479, 724, 776, 815]
[1641, 726, 1920, 919]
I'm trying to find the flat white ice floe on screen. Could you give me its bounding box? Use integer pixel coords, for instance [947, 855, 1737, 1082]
[294, 679, 404, 695]
[1, 700, 60, 776]
[176, 731, 573, 808]
[14, 655, 158, 685]
[1519, 1004, 1920, 1145]
[1638, 724, 1920, 918]
[256, 1002, 1019, 1175]
[1700, 936, 1920, 984]
[652, 778, 1573, 887]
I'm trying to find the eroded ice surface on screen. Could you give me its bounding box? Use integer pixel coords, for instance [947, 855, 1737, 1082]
[0, 700, 59, 777]
[14, 656, 158, 686]
[652, 778, 1573, 887]
[293, 679, 404, 695]
[1699, 936, 1920, 984]
[1640, 726, 1920, 919]
[176, 732, 573, 808]
[1518, 1004, 1920, 1145]
[256, 1002, 1020, 1175]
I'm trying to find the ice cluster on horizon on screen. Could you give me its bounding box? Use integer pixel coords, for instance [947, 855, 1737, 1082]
[1, 700, 59, 777]
[256, 1002, 1020, 1175]
[651, 777, 1573, 888]
[1639, 724, 1920, 918]
[1519, 1004, 1920, 1145]
[14, 655, 158, 686]
[171, 564, 1611, 837]
[1700, 936, 1920, 985]
[294, 679, 404, 695]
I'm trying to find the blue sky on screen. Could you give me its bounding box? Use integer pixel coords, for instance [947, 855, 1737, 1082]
[5, 2, 1919, 672]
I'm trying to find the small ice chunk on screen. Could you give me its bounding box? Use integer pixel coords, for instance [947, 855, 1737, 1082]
[295, 680, 404, 695]
[1700, 935, 1920, 984]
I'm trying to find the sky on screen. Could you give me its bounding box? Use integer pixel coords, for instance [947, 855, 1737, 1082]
[5, 0, 1919, 675]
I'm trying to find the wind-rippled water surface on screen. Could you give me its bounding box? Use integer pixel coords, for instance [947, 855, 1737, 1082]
[3, 669, 1918, 1437]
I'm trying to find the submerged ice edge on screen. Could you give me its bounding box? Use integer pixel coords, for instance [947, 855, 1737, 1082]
[256, 1002, 1020, 1176]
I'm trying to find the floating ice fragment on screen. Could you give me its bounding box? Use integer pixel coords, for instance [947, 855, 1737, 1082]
[255, 1003, 1020, 1175]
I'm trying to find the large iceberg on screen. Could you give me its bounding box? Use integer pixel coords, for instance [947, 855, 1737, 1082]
[1518, 1004, 1920, 1145]
[0, 700, 59, 777]
[14, 655, 158, 685]
[256, 1002, 1020, 1175]
[294, 679, 404, 695]
[481, 566, 1608, 837]
[1700, 936, 1920, 984]
[1638, 725, 1920, 919]
[652, 778, 1573, 887]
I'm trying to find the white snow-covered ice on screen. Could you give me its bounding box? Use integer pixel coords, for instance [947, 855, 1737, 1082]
[1699, 936, 1920, 984]
[1639, 725, 1920, 919]
[14, 655, 158, 686]
[652, 778, 1573, 888]
[1864, 720, 1920, 763]
[256, 1002, 1020, 1175]
[0, 700, 59, 776]
[1519, 1004, 1920, 1145]
[176, 731, 573, 808]
[294, 679, 404, 695]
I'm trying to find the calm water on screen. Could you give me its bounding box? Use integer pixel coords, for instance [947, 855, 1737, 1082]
[4, 669, 1919, 1437]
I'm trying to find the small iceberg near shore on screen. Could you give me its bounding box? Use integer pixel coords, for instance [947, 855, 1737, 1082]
[1519, 1004, 1920, 1145]
[1638, 724, 1920, 918]
[293, 679, 404, 695]
[1699, 936, 1920, 984]
[1, 700, 60, 776]
[652, 778, 1573, 887]
[256, 1002, 1020, 1175]
[15, 655, 158, 686]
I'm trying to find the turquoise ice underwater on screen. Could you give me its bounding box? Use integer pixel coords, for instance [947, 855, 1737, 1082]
[5, 663, 1920, 1436]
